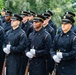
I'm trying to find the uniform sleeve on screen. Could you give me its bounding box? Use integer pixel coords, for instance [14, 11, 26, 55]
[50, 35, 58, 57]
[51, 28, 55, 40]
[3, 30, 11, 48]
[53, 24, 57, 35]
[51, 23, 57, 35]
[10, 33, 27, 53]
[0, 28, 5, 47]
[62, 36, 76, 60]
[25, 38, 31, 53]
[35, 34, 52, 57]
[28, 24, 33, 37]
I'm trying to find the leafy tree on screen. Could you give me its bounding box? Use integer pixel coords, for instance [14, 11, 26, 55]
[2, 0, 76, 27]
[0, 0, 4, 12]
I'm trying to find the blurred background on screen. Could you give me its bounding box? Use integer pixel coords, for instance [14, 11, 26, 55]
[0, 0, 76, 28]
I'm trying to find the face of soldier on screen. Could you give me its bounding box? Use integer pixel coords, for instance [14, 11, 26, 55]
[49, 16, 52, 20]
[28, 16, 34, 21]
[33, 21, 43, 30]
[62, 23, 72, 33]
[11, 20, 20, 28]
[1, 11, 6, 16]
[5, 16, 12, 21]
[43, 19, 49, 26]
[22, 16, 28, 23]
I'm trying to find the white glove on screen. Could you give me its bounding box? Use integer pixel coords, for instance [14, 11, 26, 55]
[3, 48, 10, 54]
[26, 52, 34, 58]
[6, 44, 11, 51]
[57, 52, 63, 59]
[30, 49, 36, 55]
[53, 55, 61, 63]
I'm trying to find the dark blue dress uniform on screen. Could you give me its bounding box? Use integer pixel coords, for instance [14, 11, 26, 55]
[5, 27, 27, 75]
[1, 10, 12, 33]
[43, 24, 55, 74]
[4, 14, 27, 75]
[0, 26, 5, 75]
[42, 13, 55, 74]
[43, 24, 55, 40]
[45, 10, 57, 34]
[20, 11, 34, 37]
[2, 21, 12, 33]
[21, 21, 33, 37]
[25, 28, 52, 75]
[50, 30, 76, 75]
[49, 20, 57, 34]
[50, 15, 76, 75]
[0, 8, 6, 26]
[0, 16, 6, 26]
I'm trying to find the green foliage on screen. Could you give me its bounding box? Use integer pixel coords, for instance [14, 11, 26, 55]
[1, 0, 76, 28]
[0, 0, 4, 12]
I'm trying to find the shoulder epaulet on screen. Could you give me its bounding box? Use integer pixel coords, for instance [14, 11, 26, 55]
[30, 24, 33, 28]
[73, 36, 76, 42]
[44, 31, 50, 39]
[45, 34, 48, 40]
[72, 32, 76, 36]
[71, 32, 76, 42]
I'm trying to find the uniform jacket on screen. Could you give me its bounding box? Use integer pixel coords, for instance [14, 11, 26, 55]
[49, 20, 57, 34]
[50, 30, 76, 75]
[21, 21, 33, 37]
[43, 24, 55, 40]
[2, 21, 12, 33]
[5, 27, 27, 75]
[26, 28, 52, 75]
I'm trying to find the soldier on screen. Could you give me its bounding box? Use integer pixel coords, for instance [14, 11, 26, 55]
[0, 8, 6, 26]
[42, 13, 55, 40]
[28, 10, 36, 24]
[0, 26, 5, 75]
[3, 14, 27, 75]
[50, 15, 76, 75]
[2, 10, 12, 33]
[58, 11, 76, 34]
[46, 10, 57, 34]
[20, 11, 33, 37]
[25, 14, 52, 75]
[42, 13, 55, 75]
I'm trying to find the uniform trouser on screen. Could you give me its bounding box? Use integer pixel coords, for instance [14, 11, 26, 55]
[6, 54, 28, 75]
[0, 52, 5, 75]
[29, 57, 48, 75]
[0, 60, 4, 75]
[47, 57, 55, 74]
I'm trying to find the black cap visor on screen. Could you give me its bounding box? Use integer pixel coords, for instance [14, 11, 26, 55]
[33, 18, 43, 22]
[62, 19, 72, 24]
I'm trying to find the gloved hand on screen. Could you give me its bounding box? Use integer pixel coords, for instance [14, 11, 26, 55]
[30, 49, 36, 55]
[3, 48, 10, 54]
[57, 52, 63, 59]
[53, 55, 61, 63]
[6, 44, 11, 51]
[26, 52, 34, 58]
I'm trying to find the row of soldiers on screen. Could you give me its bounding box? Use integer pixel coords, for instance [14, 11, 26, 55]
[0, 8, 76, 75]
